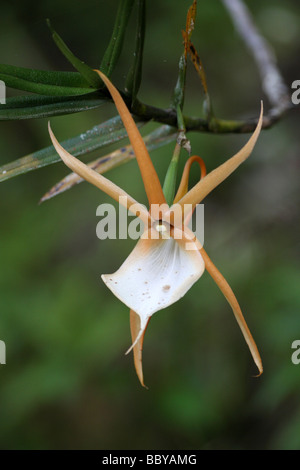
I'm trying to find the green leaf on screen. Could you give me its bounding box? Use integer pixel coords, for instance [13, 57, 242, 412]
[125, 0, 146, 101]
[100, 0, 135, 77]
[47, 19, 102, 88]
[0, 115, 147, 182]
[0, 93, 106, 120]
[0, 72, 96, 96]
[0, 64, 91, 87]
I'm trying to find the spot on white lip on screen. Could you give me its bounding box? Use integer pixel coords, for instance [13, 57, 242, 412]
[163, 285, 171, 292]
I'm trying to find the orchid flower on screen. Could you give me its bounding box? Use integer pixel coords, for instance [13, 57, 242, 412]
[48, 69, 263, 387]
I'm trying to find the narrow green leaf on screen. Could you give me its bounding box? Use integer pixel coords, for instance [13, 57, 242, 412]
[125, 0, 146, 101]
[47, 19, 102, 88]
[0, 116, 146, 182]
[0, 93, 106, 120]
[0, 64, 91, 87]
[0, 72, 96, 96]
[100, 0, 135, 77]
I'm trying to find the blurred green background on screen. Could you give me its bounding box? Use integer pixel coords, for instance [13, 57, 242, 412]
[0, 0, 299, 450]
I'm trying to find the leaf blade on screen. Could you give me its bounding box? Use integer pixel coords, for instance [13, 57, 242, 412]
[0, 93, 106, 120]
[125, 0, 146, 101]
[47, 19, 102, 88]
[0, 64, 91, 87]
[0, 115, 146, 182]
[100, 0, 135, 77]
[0, 72, 96, 96]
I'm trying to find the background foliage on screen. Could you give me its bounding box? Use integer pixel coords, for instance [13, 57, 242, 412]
[0, 0, 299, 449]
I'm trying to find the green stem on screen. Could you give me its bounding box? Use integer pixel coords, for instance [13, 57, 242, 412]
[162, 142, 181, 206]
[172, 54, 187, 112]
[176, 104, 185, 132]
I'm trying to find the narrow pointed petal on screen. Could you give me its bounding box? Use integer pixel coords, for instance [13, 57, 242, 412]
[173, 155, 207, 226]
[40, 143, 136, 203]
[102, 232, 205, 333]
[200, 247, 263, 376]
[95, 70, 167, 208]
[173, 155, 207, 204]
[129, 309, 149, 388]
[48, 123, 150, 225]
[171, 103, 263, 214]
[174, 225, 203, 251]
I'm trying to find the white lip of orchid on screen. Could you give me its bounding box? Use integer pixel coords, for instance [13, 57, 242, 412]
[102, 227, 205, 354]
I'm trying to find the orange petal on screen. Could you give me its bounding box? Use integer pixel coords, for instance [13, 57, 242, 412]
[40, 143, 136, 203]
[48, 123, 151, 226]
[95, 70, 166, 209]
[171, 103, 263, 214]
[130, 309, 149, 388]
[173, 155, 206, 203]
[200, 247, 263, 376]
